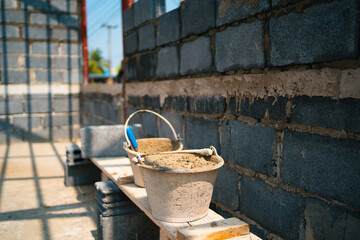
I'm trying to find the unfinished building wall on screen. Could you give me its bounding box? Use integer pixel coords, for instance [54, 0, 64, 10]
[0, 0, 82, 143]
[120, 0, 360, 239]
[81, 84, 123, 126]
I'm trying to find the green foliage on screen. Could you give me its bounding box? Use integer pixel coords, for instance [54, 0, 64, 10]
[116, 62, 122, 73]
[88, 48, 109, 74]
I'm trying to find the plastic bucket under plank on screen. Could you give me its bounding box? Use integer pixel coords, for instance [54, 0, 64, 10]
[134, 147, 224, 222]
[123, 110, 182, 187]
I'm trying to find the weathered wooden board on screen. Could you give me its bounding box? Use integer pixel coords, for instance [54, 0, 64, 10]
[91, 157, 134, 184]
[177, 217, 249, 240]
[91, 157, 261, 240]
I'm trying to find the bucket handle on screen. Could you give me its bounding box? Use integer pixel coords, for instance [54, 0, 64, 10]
[124, 109, 179, 146]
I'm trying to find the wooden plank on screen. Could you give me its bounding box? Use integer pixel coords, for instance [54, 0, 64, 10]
[90, 157, 134, 184]
[177, 218, 249, 240]
[160, 229, 171, 240]
[226, 233, 262, 240]
[91, 157, 261, 240]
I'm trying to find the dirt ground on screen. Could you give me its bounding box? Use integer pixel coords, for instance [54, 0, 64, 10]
[0, 141, 98, 240]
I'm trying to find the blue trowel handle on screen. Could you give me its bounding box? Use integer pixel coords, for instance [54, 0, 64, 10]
[126, 127, 138, 151]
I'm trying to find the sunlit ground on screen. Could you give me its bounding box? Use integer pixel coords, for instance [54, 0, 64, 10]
[0, 142, 98, 240]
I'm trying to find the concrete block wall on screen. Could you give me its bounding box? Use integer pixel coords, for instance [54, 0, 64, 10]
[81, 84, 123, 127]
[121, 0, 360, 239]
[0, 0, 82, 143]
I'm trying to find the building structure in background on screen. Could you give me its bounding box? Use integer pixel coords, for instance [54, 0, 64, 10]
[83, 0, 360, 239]
[0, 0, 83, 143]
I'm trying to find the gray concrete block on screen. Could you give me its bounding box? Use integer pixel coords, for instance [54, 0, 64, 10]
[80, 124, 141, 158]
[0, 117, 10, 130]
[96, 201, 137, 217]
[138, 52, 155, 81]
[187, 95, 226, 114]
[32, 42, 59, 54]
[216, 0, 270, 26]
[221, 120, 277, 176]
[272, 0, 304, 9]
[53, 57, 80, 69]
[215, 20, 265, 72]
[124, 6, 134, 32]
[53, 97, 80, 112]
[180, 36, 212, 75]
[159, 111, 183, 140]
[141, 111, 158, 137]
[0, 99, 23, 114]
[181, 0, 215, 38]
[50, 0, 77, 13]
[133, 0, 165, 27]
[0, 130, 23, 144]
[61, 43, 81, 56]
[30, 13, 59, 25]
[23, 128, 51, 142]
[59, 14, 79, 27]
[24, 99, 50, 113]
[240, 176, 304, 240]
[95, 180, 123, 196]
[143, 95, 160, 108]
[138, 23, 155, 52]
[98, 210, 159, 240]
[282, 130, 360, 208]
[62, 70, 82, 83]
[125, 31, 137, 56]
[229, 96, 288, 121]
[0, 41, 26, 54]
[156, 46, 179, 78]
[44, 114, 80, 127]
[0, 26, 19, 38]
[185, 116, 220, 150]
[162, 95, 186, 111]
[27, 94, 49, 99]
[65, 160, 102, 186]
[52, 28, 79, 41]
[127, 96, 141, 106]
[125, 57, 137, 81]
[96, 191, 127, 204]
[1, 10, 25, 24]
[4, 0, 17, 9]
[0, 56, 21, 68]
[291, 96, 360, 134]
[300, 197, 359, 240]
[126, 108, 140, 124]
[29, 56, 49, 68]
[157, 8, 179, 46]
[5, 71, 27, 84]
[20, 0, 49, 11]
[99, 102, 121, 124]
[213, 166, 240, 210]
[269, 0, 359, 66]
[13, 116, 42, 130]
[53, 126, 80, 140]
[35, 70, 62, 83]
[22, 27, 48, 40]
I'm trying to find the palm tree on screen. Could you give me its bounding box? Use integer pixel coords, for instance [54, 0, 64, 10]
[88, 49, 109, 74]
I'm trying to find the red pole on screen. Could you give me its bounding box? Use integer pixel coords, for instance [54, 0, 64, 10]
[81, 0, 89, 85]
[121, 0, 134, 122]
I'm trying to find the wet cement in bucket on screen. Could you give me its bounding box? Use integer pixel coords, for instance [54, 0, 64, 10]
[144, 153, 219, 170]
[136, 139, 179, 154]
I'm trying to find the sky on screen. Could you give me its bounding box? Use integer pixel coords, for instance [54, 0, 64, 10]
[86, 0, 180, 73]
